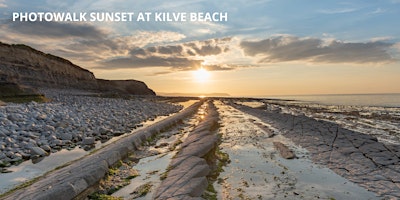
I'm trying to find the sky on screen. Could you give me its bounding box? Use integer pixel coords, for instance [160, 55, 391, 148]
[1, 0, 400, 96]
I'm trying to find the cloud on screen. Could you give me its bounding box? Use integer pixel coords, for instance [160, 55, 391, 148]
[0, 20, 187, 68]
[6, 21, 108, 39]
[203, 64, 251, 71]
[96, 37, 234, 73]
[371, 8, 386, 14]
[0, 18, 233, 73]
[100, 56, 202, 70]
[318, 8, 358, 14]
[158, 45, 184, 55]
[240, 36, 396, 64]
[185, 38, 231, 56]
[0, 0, 6, 8]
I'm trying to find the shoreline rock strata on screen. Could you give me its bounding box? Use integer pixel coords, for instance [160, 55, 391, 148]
[0, 101, 202, 200]
[231, 101, 400, 199]
[154, 101, 220, 199]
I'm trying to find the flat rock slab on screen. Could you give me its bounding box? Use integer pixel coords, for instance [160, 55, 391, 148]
[154, 101, 219, 200]
[232, 102, 400, 199]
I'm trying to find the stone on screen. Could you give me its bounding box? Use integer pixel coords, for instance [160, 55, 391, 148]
[59, 132, 72, 141]
[41, 145, 51, 152]
[5, 151, 15, 158]
[30, 147, 48, 157]
[44, 125, 56, 132]
[99, 127, 109, 135]
[273, 142, 296, 159]
[36, 114, 48, 121]
[7, 114, 24, 122]
[82, 137, 95, 145]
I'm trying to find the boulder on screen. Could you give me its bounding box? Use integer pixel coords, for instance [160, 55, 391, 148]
[273, 142, 296, 159]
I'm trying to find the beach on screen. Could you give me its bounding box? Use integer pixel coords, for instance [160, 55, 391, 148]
[0, 93, 399, 199]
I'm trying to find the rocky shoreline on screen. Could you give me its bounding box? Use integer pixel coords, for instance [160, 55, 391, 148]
[1, 98, 202, 200]
[231, 100, 400, 199]
[1, 96, 399, 199]
[0, 89, 182, 172]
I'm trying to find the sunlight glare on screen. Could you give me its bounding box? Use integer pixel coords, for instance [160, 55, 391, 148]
[193, 68, 210, 82]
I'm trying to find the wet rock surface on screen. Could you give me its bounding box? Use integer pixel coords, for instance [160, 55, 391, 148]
[232, 101, 400, 199]
[213, 101, 378, 199]
[154, 101, 219, 200]
[2, 98, 396, 199]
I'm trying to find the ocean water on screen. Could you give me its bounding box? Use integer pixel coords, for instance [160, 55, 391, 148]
[266, 93, 400, 107]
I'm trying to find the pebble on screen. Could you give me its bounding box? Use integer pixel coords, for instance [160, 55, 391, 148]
[0, 89, 182, 168]
[30, 147, 47, 157]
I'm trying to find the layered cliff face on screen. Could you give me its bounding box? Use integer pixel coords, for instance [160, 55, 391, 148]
[0, 42, 155, 96]
[97, 79, 156, 95]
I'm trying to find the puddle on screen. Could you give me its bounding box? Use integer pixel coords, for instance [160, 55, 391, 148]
[109, 103, 207, 199]
[177, 100, 199, 109]
[0, 110, 185, 195]
[214, 101, 379, 200]
[112, 153, 174, 199]
[0, 148, 87, 194]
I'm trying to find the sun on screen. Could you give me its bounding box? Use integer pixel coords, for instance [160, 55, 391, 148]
[192, 67, 210, 82]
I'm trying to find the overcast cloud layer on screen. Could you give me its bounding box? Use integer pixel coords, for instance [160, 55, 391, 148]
[240, 36, 396, 64]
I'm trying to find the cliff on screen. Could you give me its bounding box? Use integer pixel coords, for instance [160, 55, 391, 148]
[0, 42, 155, 97]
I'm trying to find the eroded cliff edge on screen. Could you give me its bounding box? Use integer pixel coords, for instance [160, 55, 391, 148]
[0, 42, 155, 98]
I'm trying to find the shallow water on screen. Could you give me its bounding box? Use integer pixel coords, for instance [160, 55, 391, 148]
[111, 102, 205, 199]
[214, 101, 379, 199]
[0, 148, 87, 194]
[264, 93, 400, 107]
[0, 113, 172, 195]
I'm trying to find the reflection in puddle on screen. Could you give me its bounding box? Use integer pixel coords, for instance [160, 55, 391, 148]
[112, 153, 173, 199]
[110, 102, 204, 199]
[0, 148, 86, 194]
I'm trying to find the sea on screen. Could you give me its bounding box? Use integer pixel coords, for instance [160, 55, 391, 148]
[265, 93, 400, 107]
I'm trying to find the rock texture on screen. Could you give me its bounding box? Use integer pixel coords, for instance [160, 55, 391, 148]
[273, 141, 296, 159]
[1, 101, 202, 200]
[0, 42, 155, 96]
[0, 90, 181, 170]
[154, 101, 219, 200]
[233, 102, 400, 199]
